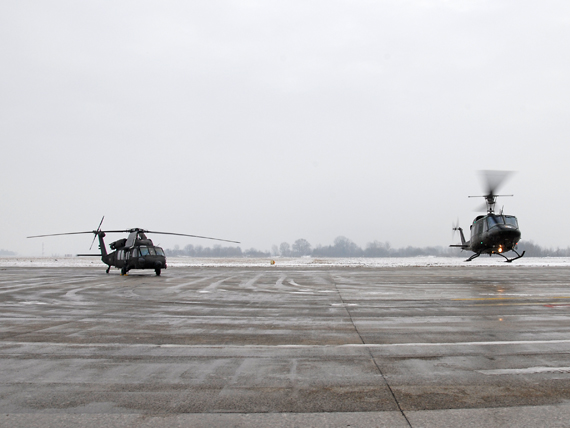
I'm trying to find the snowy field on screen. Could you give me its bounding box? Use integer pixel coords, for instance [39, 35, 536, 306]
[1, 256, 570, 268]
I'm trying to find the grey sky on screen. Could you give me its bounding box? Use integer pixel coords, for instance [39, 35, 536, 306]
[2, 1, 570, 256]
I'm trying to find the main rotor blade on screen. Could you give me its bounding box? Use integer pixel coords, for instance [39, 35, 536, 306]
[144, 231, 240, 244]
[479, 170, 513, 195]
[27, 231, 96, 238]
[27, 228, 129, 239]
[28, 228, 240, 244]
[27, 229, 179, 239]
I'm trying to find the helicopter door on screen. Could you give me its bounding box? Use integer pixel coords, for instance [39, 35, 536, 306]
[471, 219, 485, 239]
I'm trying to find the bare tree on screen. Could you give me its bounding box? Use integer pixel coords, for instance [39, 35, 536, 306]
[292, 239, 312, 256]
[279, 242, 291, 257]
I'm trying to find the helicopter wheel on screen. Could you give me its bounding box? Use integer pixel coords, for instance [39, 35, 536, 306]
[155, 268, 161, 276]
[121, 267, 127, 275]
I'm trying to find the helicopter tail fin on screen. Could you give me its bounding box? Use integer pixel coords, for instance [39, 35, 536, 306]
[96, 232, 108, 259]
[450, 227, 469, 249]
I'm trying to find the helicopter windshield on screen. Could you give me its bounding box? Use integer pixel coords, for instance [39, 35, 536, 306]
[487, 215, 518, 230]
[504, 215, 518, 228]
[487, 216, 502, 229]
[138, 246, 164, 257]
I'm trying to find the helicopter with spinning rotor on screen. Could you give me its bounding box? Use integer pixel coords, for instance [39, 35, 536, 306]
[450, 171, 525, 262]
[28, 217, 240, 275]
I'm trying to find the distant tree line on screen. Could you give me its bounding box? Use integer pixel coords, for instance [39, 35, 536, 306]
[280, 236, 460, 258]
[6, 238, 567, 258]
[164, 237, 570, 258]
[165, 244, 270, 258]
[516, 241, 570, 257]
[166, 236, 460, 258]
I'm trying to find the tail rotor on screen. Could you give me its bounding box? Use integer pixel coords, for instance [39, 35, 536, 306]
[452, 218, 459, 240]
[89, 216, 105, 250]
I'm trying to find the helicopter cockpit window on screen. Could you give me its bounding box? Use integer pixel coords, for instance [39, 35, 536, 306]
[148, 247, 156, 256]
[155, 248, 165, 256]
[487, 215, 518, 229]
[487, 215, 503, 229]
[504, 216, 518, 228]
[139, 247, 150, 256]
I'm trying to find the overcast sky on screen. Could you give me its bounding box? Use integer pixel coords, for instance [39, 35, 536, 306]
[2, 1, 570, 256]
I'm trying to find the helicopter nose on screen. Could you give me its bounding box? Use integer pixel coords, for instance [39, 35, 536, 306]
[495, 225, 521, 244]
[503, 226, 521, 239]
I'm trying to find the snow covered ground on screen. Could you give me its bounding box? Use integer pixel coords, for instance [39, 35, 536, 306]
[1, 256, 570, 268]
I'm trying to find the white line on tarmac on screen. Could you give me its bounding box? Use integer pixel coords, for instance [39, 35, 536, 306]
[478, 366, 570, 375]
[3, 339, 570, 349]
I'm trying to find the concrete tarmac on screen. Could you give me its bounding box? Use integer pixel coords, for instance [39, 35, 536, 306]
[1, 264, 570, 427]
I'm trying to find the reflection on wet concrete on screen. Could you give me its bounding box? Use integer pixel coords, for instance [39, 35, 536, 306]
[2, 265, 570, 426]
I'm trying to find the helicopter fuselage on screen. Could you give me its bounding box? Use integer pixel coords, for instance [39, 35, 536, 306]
[469, 214, 521, 254]
[104, 245, 167, 273]
[451, 213, 524, 262]
[97, 231, 167, 275]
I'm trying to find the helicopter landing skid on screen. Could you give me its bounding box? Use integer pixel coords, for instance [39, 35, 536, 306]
[465, 252, 481, 262]
[497, 250, 526, 263]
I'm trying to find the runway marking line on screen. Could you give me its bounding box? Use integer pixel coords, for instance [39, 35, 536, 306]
[468, 302, 570, 307]
[3, 339, 570, 349]
[453, 296, 570, 301]
[478, 366, 570, 375]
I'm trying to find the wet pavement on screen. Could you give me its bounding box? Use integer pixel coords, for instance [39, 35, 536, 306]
[1, 264, 570, 427]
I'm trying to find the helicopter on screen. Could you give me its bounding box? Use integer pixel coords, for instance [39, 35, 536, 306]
[27, 217, 240, 275]
[450, 171, 525, 263]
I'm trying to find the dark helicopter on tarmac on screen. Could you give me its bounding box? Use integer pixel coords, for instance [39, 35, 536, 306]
[27, 217, 240, 275]
[450, 171, 525, 262]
